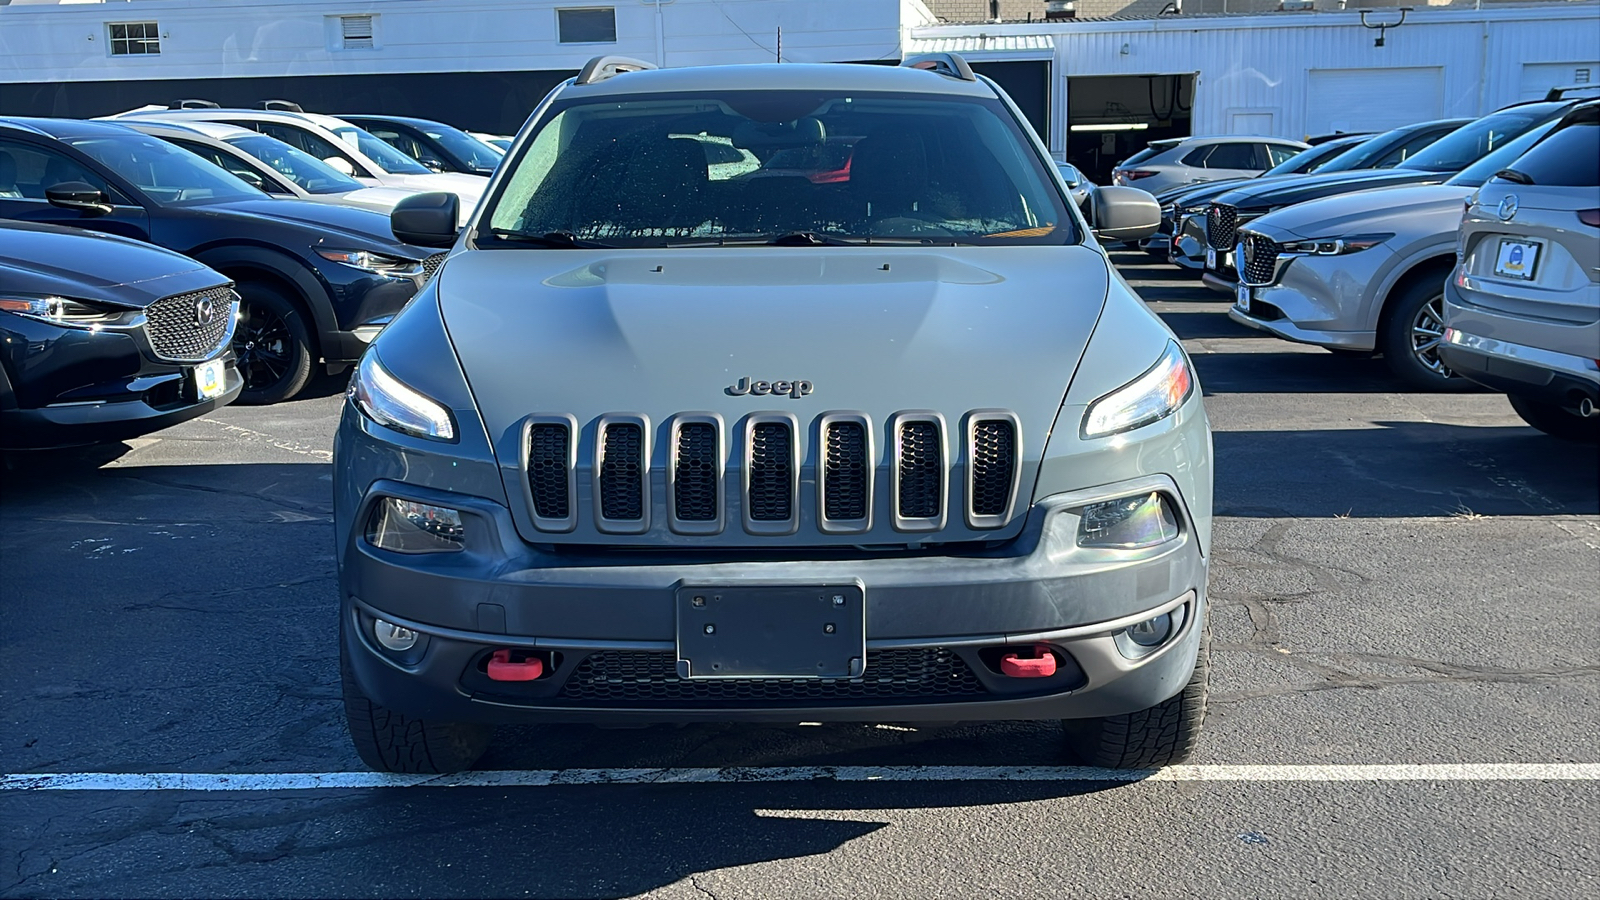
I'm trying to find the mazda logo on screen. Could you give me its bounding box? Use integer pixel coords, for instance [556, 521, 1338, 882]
[195, 297, 215, 326]
[1497, 194, 1519, 222]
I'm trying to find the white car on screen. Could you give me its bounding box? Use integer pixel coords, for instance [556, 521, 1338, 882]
[117, 119, 423, 217]
[469, 132, 513, 153]
[107, 108, 487, 225]
[1112, 135, 1309, 196]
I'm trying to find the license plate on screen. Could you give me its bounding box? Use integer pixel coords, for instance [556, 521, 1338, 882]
[1493, 239, 1539, 280]
[675, 583, 865, 678]
[1206, 247, 1217, 269]
[194, 359, 226, 400]
[1235, 283, 1252, 313]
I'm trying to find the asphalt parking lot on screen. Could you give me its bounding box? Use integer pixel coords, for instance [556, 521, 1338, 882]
[2, 249, 1597, 899]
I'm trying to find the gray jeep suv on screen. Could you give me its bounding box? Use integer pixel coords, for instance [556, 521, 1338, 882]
[334, 55, 1212, 774]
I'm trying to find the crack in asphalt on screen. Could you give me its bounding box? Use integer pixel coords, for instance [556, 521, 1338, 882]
[109, 473, 331, 517]
[689, 873, 721, 899]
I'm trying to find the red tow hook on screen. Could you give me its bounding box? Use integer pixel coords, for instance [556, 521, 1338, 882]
[1000, 645, 1058, 678]
[487, 649, 544, 682]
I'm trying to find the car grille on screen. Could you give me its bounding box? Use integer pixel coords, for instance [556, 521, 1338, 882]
[747, 421, 795, 522]
[896, 420, 943, 522]
[556, 648, 987, 707]
[1206, 204, 1238, 252]
[672, 422, 719, 522]
[969, 419, 1017, 518]
[143, 286, 236, 363]
[822, 420, 869, 524]
[1240, 233, 1282, 286]
[527, 423, 572, 520]
[598, 421, 645, 522]
[421, 252, 448, 283]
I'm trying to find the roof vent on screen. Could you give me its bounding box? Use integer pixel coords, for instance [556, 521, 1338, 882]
[254, 99, 304, 112]
[168, 99, 219, 110]
[574, 55, 657, 86]
[340, 15, 375, 49]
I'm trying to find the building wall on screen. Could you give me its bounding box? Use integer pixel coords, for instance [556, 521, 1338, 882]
[924, 0, 1594, 24]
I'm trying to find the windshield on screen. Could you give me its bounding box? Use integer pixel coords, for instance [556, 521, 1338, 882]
[483, 90, 1075, 247]
[1399, 109, 1553, 173]
[1262, 139, 1363, 177]
[1446, 121, 1560, 188]
[421, 123, 504, 172]
[226, 134, 364, 194]
[330, 125, 431, 175]
[69, 133, 265, 205]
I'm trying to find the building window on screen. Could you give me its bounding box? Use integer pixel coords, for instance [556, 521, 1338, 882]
[557, 8, 616, 44]
[340, 15, 375, 50]
[108, 22, 161, 56]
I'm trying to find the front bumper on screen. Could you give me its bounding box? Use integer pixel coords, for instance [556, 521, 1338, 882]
[341, 476, 1208, 725]
[1, 359, 242, 449]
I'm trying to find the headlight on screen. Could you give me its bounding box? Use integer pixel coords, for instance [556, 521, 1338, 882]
[0, 294, 128, 327]
[1081, 341, 1194, 439]
[366, 497, 464, 553]
[1075, 492, 1180, 549]
[315, 248, 423, 276]
[1280, 233, 1392, 256]
[348, 353, 456, 441]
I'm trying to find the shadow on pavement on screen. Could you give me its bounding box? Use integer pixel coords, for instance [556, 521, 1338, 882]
[1192, 348, 1420, 394]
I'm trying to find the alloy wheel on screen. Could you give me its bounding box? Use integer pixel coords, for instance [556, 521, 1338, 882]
[1408, 294, 1452, 378]
[233, 299, 294, 394]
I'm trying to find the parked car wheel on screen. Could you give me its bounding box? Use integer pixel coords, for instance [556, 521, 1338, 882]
[233, 284, 313, 404]
[1380, 279, 1473, 392]
[341, 638, 493, 774]
[1508, 395, 1600, 444]
[1061, 624, 1209, 768]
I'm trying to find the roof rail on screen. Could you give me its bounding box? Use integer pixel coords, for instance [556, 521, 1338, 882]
[899, 53, 976, 83]
[169, 99, 220, 110]
[255, 99, 305, 112]
[1545, 83, 1600, 101]
[575, 55, 657, 86]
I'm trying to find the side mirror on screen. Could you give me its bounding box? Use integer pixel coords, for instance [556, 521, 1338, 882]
[322, 156, 357, 177]
[1089, 186, 1161, 242]
[423, 159, 446, 173]
[391, 192, 460, 248]
[234, 169, 267, 189]
[45, 182, 113, 216]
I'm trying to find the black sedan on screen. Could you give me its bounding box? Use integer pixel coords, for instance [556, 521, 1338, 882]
[338, 115, 504, 176]
[0, 220, 241, 449]
[0, 117, 445, 403]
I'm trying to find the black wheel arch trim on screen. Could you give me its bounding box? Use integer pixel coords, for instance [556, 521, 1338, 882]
[190, 245, 336, 352]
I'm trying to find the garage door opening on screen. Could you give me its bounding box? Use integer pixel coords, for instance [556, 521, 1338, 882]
[1066, 74, 1194, 184]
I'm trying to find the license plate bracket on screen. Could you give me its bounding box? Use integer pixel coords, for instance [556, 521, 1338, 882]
[675, 582, 865, 679]
[1493, 239, 1539, 281]
[1206, 246, 1217, 270]
[194, 359, 226, 400]
[1235, 282, 1252, 313]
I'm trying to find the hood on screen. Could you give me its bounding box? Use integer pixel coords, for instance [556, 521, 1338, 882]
[1214, 168, 1445, 211]
[1158, 177, 1254, 206]
[433, 246, 1110, 546]
[1248, 183, 1473, 241]
[204, 198, 426, 257]
[387, 173, 486, 224]
[0, 221, 227, 307]
[324, 186, 417, 214]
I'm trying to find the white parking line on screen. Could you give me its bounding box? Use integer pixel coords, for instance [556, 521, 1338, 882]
[3, 764, 1599, 792]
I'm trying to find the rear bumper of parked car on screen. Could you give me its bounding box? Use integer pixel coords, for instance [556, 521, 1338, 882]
[340, 472, 1209, 726]
[1439, 282, 1600, 408]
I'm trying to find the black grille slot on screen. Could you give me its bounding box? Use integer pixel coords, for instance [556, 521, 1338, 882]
[598, 422, 644, 520]
[969, 419, 1016, 518]
[747, 422, 793, 521]
[897, 421, 942, 520]
[1207, 204, 1238, 252]
[421, 252, 448, 283]
[557, 649, 986, 707]
[823, 421, 869, 522]
[1240, 233, 1281, 286]
[526, 423, 570, 520]
[673, 422, 718, 522]
[144, 285, 235, 362]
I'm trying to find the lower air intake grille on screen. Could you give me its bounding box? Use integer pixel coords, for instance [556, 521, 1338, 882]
[1240, 233, 1281, 286]
[1207, 204, 1238, 252]
[527, 423, 570, 520]
[144, 285, 236, 362]
[598, 422, 644, 520]
[897, 421, 943, 520]
[969, 420, 1016, 518]
[747, 422, 793, 521]
[673, 422, 718, 522]
[823, 421, 868, 522]
[557, 649, 986, 707]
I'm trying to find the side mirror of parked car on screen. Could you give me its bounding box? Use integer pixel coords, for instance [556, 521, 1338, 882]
[1089, 186, 1161, 242]
[322, 156, 358, 177]
[45, 182, 113, 216]
[391, 192, 460, 248]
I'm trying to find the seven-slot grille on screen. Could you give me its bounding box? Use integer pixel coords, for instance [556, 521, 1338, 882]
[526, 413, 1022, 537]
[421, 252, 448, 283]
[1240, 233, 1282, 286]
[143, 285, 235, 362]
[1206, 204, 1239, 252]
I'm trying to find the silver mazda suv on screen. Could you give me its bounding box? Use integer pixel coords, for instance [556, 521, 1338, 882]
[333, 55, 1210, 774]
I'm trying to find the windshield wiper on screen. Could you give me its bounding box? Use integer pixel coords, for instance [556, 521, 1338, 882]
[1493, 168, 1535, 185]
[487, 229, 614, 248]
[667, 232, 940, 248]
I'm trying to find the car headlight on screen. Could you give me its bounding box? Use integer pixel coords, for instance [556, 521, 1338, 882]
[1280, 233, 1392, 256]
[0, 294, 129, 327]
[1075, 492, 1180, 549]
[1081, 341, 1194, 439]
[348, 353, 456, 441]
[366, 497, 464, 553]
[315, 248, 423, 276]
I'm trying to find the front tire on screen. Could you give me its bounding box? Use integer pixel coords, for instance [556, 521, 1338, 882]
[1061, 627, 1209, 769]
[232, 284, 313, 405]
[1380, 279, 1473, 392]
[1509, 395, 1600, 444]
[341, 642, 493, 774]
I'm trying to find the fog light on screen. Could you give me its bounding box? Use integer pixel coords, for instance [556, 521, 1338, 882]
[1076, 492, 1180, 549]
[373, 618, 418, 652]
[367, 497, 464, 553]
[1115, 604, 1187, 659]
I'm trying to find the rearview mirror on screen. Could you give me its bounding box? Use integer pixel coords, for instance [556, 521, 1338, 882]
[323, 156, 357, 177]
[1089, 186, 1161, 242]
[391, 192, 460, 248]
[45, 182, 113, 216]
